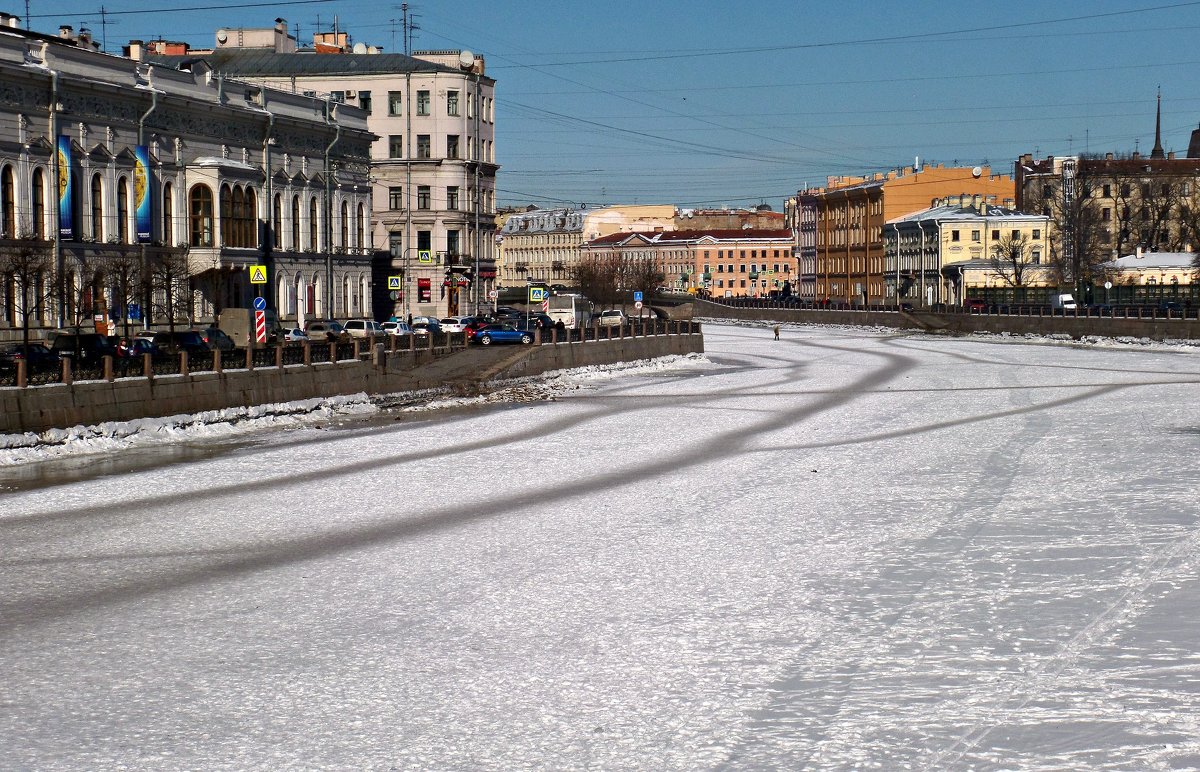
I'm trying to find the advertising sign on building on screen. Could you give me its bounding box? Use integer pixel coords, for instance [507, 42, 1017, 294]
[57, 136, 73, 240]
[417, 277, 432, 303]
[134, 145, 153, 243]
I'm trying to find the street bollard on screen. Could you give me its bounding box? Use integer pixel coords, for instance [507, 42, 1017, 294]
[103, 355, 114, 382]
[180, 351, 189, 377]
[61, 357, 72, 386]
[143, 352, 153, 378]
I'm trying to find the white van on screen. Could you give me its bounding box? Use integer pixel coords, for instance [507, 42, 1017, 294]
[1047, 292, 1077, 310]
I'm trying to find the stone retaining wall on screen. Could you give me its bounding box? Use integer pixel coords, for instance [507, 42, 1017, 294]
[1, 334, 704, 435]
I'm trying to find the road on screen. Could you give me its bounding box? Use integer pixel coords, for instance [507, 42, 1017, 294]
[3, 322, 1200, 770]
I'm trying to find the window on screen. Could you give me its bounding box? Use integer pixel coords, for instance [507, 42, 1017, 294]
[447, 229, 459, 256]
[340, 201, 349, 248]
[388, 91, 402, 116]
[116, 177, 130, 243]
[447, 90, 459, 116]
[189, 184, 213, 247]
[416, 90, 430, 116]
[447, 135, 459, 159]
[1120, 184, 1131, 197]
[359, 91, 372, 114]
[1032, 229, 1041, 240]
[31, 168, 45, 239]
[330, 91, 345, 103]
[0, 165, 13, 238]
[388, 187, 403, 210]
[1103, 184, 1112, 197]
[417, 135, 431, 159]
[164, 183, 175, 245]
[1042, 184, 1053, 199]
[1162, 183, 1172, 196]
[309, 196, 319, 252]
[91, 174, 103, 240]
[1011, 230, 1020, 240]
[951, 230, 960, 242]
[447, 186, 459, 210]
[971, 230, 980, 242]
[388, 135, 403, 158]
[991, 229, 1000, 240]
[291, 196, 300, 250]
[220, 184, 257, 248]
[417, 185, 430, 209]
[271, 193, 281, 249]
[356, 203, 365, 250]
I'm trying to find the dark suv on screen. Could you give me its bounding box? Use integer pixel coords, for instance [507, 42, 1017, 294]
[50, 333, 117, 367]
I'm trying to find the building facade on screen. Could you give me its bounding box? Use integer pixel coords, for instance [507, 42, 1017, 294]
[788, 164, 1016, 306]
[0, 21, 372, 339]
[139, 20, 497, 321]
[886, 199, 1054, 306]
[580, 229, 795, 297]
[495, 205, 676, 289]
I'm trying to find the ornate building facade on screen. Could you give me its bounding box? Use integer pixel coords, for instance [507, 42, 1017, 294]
[0, 21, 373, 339]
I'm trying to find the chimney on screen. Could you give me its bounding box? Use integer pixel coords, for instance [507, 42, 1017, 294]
[59, 25, 73, 38]
[1169, 151, 1177, 160]
[1132, 151, 1141, 160]
[1106, 152, 1114, 160]
[125, 40, 144, 60]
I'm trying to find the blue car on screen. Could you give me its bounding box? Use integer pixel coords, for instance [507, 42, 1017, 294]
[475, 323, 534, 345]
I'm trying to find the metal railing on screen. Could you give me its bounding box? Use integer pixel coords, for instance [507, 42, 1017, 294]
[705, 297, 1200, 320]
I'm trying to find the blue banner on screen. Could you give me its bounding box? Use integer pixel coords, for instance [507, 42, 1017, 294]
[134, 145, 152, 243]
[57, 136, 73, 240]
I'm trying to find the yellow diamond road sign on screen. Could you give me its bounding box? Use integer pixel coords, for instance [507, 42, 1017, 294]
[388, 275, 402, 290]
[249, 265, 267, 284]
[418, 250, 433, 264]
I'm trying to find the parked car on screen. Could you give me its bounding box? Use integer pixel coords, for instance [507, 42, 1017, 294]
[278, 326, 309, 342]
[464, 318, 492, 341]
[0, 342, 60, 374]
[963, 298, 987, 312]
[438, 316, 475, 333]
[305, 320, 346, 341]
[50, 332, 118, 367]
[411, 320, 442, 336]
[201, 327, 237, 351]
[595, 309, 627, 327]
[342, 319, 386, 338]
[1158, 301, 1186, 316]
[164, 331, 210, 355]
[475, 323, 534, 345]
[382, 321, 413, 337]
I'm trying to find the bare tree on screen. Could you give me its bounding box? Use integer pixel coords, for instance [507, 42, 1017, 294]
[1026, 162, 1108, 290]
[988, 233, 1034, 287]
[0, 236, 57, 353]
[571, 253, 664, 310]
[146, 246, 192, 333]
[102, 248, 145, 339]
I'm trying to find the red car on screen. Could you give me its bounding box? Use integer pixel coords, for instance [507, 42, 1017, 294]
[963, 298, 987, 312]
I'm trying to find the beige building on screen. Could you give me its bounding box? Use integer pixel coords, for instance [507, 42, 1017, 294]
[887, 199, 1053, 306]
[138, 19, 497, 320]
[495, 205, 675, 288]
[1103, 251, 1196, 286]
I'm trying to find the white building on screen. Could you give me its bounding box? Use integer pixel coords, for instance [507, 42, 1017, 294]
[0, 20, 372, 339]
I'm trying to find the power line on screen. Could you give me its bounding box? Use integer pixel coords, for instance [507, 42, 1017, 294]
[32, 0, 336, 19]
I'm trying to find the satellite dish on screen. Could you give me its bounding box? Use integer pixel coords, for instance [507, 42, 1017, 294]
[352, 42, 367, 54]
[971, 166, 982, 178]
[216, 29, 228, 44]
[458, 50, 474, 70]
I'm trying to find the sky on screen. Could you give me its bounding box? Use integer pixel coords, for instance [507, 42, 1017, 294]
[23, 0, 1200, 211]
[4, 323, 1200, 767]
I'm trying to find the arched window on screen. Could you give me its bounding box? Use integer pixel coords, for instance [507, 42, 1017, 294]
[342, 275, 351, 316]
[356, 203, 365, 250]
[117, 176, 130, 243]
[162, 182, 174, 244]
[273, 193, 282, 251]
[189, 184, 214, 247]
[291, 195, 300, 250]
[340, 201, 349, 248]
[0, 165, 14, 238]
[309, 196, 319, 252]
[90, 174, 103, 241]
[31, 168, 46, 239]
[220, 184, 233, 246]
[244, 188, 257, 248]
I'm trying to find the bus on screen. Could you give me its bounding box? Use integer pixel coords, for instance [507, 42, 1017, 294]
[547, 294, 593, 329]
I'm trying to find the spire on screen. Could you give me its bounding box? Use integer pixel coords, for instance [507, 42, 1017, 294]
[1151, 87, 1166, 159]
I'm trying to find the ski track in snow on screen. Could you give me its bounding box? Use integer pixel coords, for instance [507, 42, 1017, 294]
[2, 322, 1200, 770]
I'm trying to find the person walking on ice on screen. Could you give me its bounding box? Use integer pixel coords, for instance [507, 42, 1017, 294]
[773, 324, 781, 340]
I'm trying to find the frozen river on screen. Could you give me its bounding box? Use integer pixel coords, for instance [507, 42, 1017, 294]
[3, 321, 1200, 770]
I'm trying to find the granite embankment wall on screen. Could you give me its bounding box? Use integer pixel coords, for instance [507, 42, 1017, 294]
[2, 333, 704, 435]
[693, 300, 1200, 340]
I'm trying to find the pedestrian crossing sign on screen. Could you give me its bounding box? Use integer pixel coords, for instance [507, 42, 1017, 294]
[418, 250, 432, 264]
[528, 286, 548, 303]
[388, 275, 402, 290]
[249, 265, 267, 284]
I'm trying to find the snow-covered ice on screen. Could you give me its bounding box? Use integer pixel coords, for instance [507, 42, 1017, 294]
[2, 321, 1200, 770]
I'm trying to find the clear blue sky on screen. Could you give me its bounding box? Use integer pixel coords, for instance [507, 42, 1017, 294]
[30, 0, 1200, 211]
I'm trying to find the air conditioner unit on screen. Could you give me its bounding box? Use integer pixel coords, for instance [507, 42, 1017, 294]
[345, 90, 357, 99]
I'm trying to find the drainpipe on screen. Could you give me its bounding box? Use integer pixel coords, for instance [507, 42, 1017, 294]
[323, 98, 341, 318]
[48, 61, 64, 328]
[137, 78, 158, 330]
[262, 96, 275, 317]
[892, 222, 902, 305]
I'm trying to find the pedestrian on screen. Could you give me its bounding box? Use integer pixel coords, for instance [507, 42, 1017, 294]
[773, 324, 780, 341]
